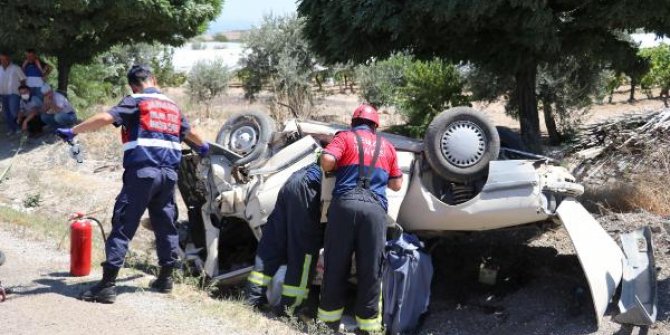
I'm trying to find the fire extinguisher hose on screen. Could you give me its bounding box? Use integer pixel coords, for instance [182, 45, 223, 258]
[85, 217, 107, 243]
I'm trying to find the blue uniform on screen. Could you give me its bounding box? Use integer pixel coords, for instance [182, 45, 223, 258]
[103, 88, 190, 270]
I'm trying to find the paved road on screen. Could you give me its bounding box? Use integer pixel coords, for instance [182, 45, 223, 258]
[0, 226, 240, 335]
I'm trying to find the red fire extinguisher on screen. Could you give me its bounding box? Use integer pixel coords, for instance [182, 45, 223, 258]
[69, 212, 106, 277]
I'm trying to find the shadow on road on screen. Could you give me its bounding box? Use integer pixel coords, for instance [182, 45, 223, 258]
[7, 272, 143, 300]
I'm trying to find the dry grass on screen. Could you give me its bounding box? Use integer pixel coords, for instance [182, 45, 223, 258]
[582, 173, 670, 216]
[627, 174, 670, 216]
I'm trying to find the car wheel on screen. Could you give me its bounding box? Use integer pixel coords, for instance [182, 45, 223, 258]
[424, 106, 500, 183]
[216, 111, 276, 166]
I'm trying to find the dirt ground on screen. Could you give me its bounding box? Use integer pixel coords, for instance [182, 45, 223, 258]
[421, 213, 669, 335]
[0, 87, 668, 334]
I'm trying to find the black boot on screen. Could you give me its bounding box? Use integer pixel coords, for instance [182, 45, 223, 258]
[244, 281, 268, 308]
[149, 267, 174, 293]
[79, 267, 118, 304]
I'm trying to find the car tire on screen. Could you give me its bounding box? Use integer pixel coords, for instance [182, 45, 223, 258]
[216, 111, 276, 166]
[424, 106, 500, 183]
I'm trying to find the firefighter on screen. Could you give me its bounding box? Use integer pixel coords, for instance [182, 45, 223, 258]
[55, 65, 209, 304]
[246, 162, 323, 316]
[318, 104, 403, 333]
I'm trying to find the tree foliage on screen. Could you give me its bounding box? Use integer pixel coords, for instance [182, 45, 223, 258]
[45, 43, 185, 116]
[356, 54, 468, 137]
[536, 57, 608, 144]
[466, 57, 607, 145]
[354, 53, 413, 108]
[240, 15, 316, 119]
[640, 44, 670, 104]
[0, 0, 222, 91]
[187, 59, 231, 105]
[396, 58, 469, 137]
[298, 0, 670, 151]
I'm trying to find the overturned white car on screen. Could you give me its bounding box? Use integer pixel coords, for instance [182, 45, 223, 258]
[176, 107, 656, 327]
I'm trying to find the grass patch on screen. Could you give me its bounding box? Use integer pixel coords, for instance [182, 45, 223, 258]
[0, 206, 107, 263]
[581, 173, 670, 216]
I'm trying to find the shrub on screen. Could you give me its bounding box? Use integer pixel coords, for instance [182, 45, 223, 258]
[355, 54, 468, 137]
[63, 61, 124, 118]
[396, 58, 469, 137]
[640, 44, 670, 103]
[354, 53, 413, 108]
[213, 33, 229, 42]
[240, 14, 316, 120]
[187, 58, 231, 104]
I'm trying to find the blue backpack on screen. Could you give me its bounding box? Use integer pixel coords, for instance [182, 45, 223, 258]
[382, 233, 433, 334]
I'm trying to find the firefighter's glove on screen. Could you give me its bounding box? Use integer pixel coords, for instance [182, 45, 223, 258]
[56, 128, 76, 143]
[197, 142, 210, 157]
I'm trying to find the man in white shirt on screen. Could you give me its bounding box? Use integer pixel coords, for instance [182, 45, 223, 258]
[0, 52, 27, 134]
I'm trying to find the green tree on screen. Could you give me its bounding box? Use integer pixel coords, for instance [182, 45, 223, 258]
[0, 0, 222, 92]
[240, 15, 316, 119]
[354, 53, 413, 108]
[396, 58, 469, 137]
[640, 44, 670, 106]
[187, 59, 231, 108]
[466, 57, 607, 145]
[331, 62, 356, 93]
[536, 57, 608, 144]
[103, 43, 185, 88]
[356, 54, 468, 137]
[298, 0, 669, 152]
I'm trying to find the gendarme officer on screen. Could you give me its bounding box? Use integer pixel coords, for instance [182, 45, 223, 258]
[56, 65, 209, 303]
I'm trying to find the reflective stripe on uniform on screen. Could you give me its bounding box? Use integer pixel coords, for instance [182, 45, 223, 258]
[248, 271, 272, 286]
[356, 281, 383, 331]
[317, 307, 344, 322]
[281, 284, 308, 297]
[356, 315, 382, 332]
[130, 93, 177, 104]
[123, 138, 182, 151]
[282, 254, 313, 308]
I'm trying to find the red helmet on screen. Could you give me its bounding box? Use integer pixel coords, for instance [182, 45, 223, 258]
[352, 104, 380, 127]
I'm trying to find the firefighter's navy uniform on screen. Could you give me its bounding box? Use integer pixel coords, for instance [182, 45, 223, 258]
[246, 163, 323, 313]
[318, 126, 402, 332]
[104, 88, 190, 270]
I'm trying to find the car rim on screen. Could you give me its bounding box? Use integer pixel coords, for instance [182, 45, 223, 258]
[229, 125, 258, 155]
[440, 120, 487, 167]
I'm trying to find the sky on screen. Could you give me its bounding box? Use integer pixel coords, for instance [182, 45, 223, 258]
[207, 0, 297, 32]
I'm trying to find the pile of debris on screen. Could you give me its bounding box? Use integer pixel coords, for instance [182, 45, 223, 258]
[569, 109, 670, 183]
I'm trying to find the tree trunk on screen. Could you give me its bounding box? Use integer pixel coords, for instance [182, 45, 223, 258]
[542, 99, 561, 145]
[515, 65, 542, 153]
[57, 57, 71, 94]
[629, 77, 636, 102]
[315, 73, 323, 91]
